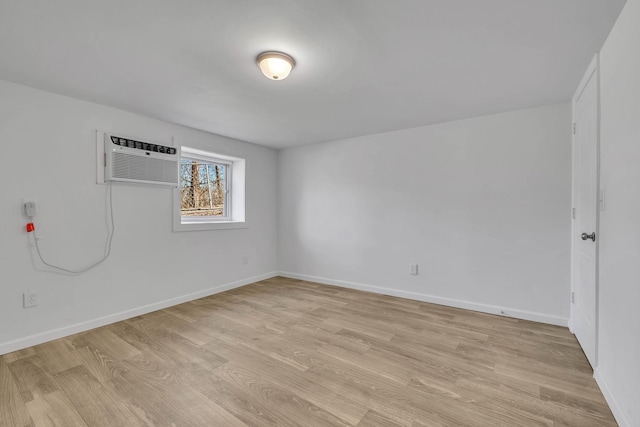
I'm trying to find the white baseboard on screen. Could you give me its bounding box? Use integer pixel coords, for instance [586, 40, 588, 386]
[1, 270, 569, 356]
[278, 271, 568, 327]
[594, 368, 631, 427]
[0, 272, 278, 356]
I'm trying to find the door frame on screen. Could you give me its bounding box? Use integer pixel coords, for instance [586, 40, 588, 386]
[570, 53, 600, 367]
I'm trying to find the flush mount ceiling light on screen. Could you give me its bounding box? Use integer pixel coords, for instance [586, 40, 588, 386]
[256, 51, 295, 81]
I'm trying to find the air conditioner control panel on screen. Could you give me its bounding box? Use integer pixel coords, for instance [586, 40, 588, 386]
[110, 135, 177, 155]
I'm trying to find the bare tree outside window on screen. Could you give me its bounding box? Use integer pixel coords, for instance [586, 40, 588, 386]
[180, 159, 227, 217]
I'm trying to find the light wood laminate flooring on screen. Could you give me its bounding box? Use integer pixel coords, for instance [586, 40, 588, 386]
[1, 277, 617, 426]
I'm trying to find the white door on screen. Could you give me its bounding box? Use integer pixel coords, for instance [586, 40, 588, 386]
[571, 55, 599, 368]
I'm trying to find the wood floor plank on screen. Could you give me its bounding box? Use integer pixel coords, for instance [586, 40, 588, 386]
[53, 365, 144, 427]
[205, 338, 369, 426]
[30, 340, 81, 375]
[454, 374, 615, 427]
[70, 345, 130, 385]
[213, 361, 353, 426]
[3, 348, 37, 364]
[540, 385, 617, 422]
[25, 391, 88, 427]
[357, 410, 407, 427]
[0, 357, 33, 427]
[0, 277, 618, 426]
[494, 358, 605, 401]
[7, 355, 59, 402]
[109, 354, 247, 427]
[190, 369, 307, 426]
[311, 307, 398, 341]
[70, 328, 141, 360]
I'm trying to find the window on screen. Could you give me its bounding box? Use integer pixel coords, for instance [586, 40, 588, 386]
[173, 146, 246, 231]
[180, 158, 230, 219]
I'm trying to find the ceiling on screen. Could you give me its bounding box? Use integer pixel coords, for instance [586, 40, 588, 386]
[0, 1, 626, 149]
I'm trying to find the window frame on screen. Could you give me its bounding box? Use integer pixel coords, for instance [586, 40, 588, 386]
[173, 146, 247, 232]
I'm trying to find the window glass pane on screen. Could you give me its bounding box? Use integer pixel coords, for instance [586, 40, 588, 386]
[180, 159, 227, 217]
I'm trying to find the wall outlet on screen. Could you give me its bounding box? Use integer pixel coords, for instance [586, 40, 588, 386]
[23, 291, 38, 308]
[242, 255, 249, 265]
[410, 264, 419, 275]
[24, 201, 37, 218]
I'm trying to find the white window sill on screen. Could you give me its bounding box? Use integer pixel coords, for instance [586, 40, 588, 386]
[173, 220, 248, 232]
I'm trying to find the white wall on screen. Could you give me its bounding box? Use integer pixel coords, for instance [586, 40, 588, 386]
[596, 0, 640, 425]
[278, 104, 572, 325]
[0, 80, 278, 354]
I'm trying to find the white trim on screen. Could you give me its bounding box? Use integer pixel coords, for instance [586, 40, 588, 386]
[0, 272, 278, 356]
[574, 55, 598, 103]
[180, 146, 239, 163]
[173, 217, 248, 231]
[570, 54, 599, 331]
[173, 145, 247, 232]
[181, 152, 233, 168]
[594, 368, 631, 427]
[96, 130, 106, 184]
[279, 271, 568, 326]
[570, 52, 601, 366]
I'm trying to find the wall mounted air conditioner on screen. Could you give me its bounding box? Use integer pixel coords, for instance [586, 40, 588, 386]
[103, 133, 179, 187]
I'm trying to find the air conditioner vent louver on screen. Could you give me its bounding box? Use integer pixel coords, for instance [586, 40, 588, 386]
[104, 133, 178, 187]
[112, 152, 177, 184]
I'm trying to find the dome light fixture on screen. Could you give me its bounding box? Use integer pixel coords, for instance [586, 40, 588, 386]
[256, 51, 295, 81]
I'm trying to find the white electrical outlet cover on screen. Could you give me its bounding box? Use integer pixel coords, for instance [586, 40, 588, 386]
[24, 201, 37, 218]
[23, 291, 38, 308]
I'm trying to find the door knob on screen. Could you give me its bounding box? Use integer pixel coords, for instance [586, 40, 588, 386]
[581, 232, 596, 241]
